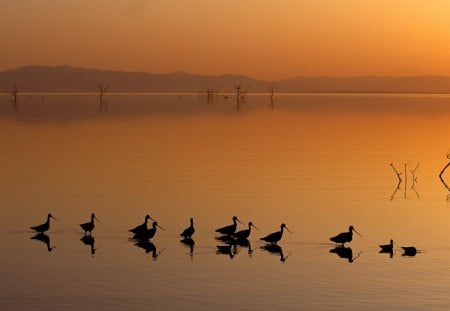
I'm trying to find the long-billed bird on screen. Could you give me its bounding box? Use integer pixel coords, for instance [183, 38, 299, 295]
[30, 214, 58, 233]
[129, 215, 155, 235]
[79, 213, 99, 235]
[260, 223, 292, 244]
[134, 221, 164, 240]
[180, 217, 195, 239]
[330, 226, 361, 245]
[233, 221, 258, 240]
[215, 216, 243, 235]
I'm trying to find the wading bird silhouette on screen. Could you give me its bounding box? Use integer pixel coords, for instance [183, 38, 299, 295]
[330, 226, 362, 245]
[79, 213, 99, 235]
[30, 214, 58, 234]
[260, 223, 292, 244]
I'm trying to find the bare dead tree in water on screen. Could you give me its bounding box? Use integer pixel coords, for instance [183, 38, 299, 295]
[390, 163, 402, 201]
[270, 87, 274, 109]
[235, 84, 249, 111]
[11, 84, 18, 107]
[97, 83, 109, 111]
[410, 163, 420, 188]
[390, 161, 420, 201]
[200, 89, 218, 102]
[236, 84, 242, 110]
[410, 163, 420, 199]
[439, 153, 450, 194]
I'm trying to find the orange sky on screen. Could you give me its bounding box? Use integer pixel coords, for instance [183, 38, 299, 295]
[1, 0, 449, 80]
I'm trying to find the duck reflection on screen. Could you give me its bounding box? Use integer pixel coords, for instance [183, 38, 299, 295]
[260, 244, 287, 262]
[216, 243, 236, 259]
[329, 246, 361, 263]
[80, 235, 97, 256]
[31, 233, 54, 252]
[180, 237, 195, 257]
[134, 240, 161, 260]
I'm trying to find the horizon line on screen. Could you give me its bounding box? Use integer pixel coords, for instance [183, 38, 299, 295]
[2, 64, 450, 82]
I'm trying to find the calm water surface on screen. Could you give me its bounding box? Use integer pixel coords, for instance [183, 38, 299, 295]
[1, 93, 450, 310]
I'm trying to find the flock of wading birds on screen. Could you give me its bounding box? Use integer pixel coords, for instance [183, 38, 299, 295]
[29, 213, 419, 260]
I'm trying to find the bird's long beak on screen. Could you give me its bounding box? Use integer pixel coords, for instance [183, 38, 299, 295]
[51, 215, 59, 222]
[237, 218, 244, 225]
[353, 228, 362, 237]
[157, 223, 165, 231]
[285, 226, 293, 234]
[94, 215, 100, 222]
[252, 224, 260, 231]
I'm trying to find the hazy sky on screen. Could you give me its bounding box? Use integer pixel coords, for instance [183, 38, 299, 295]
[1, 0, 449, 79]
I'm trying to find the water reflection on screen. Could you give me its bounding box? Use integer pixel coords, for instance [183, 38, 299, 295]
[180, 238, 195, 257]
[216, 243, 236, 259]
[329, 246, 361, 263]
[379, 239, 394, 258]
[390, 162, 421, 201]
[80, 235, 97, 256]
[401, 246, 418, 257]
[31, 233, 54, 252]
[133, 240, 162, 260]
[260, 244, 288, 262]
[235, 238, 253, 257]
[439, 155, 450, 201]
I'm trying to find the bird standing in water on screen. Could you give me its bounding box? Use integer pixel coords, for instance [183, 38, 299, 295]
[134, 221, 164, 240]
[260, 223, 292, 244]
[215, 216, 244, 235]
[330, 226, 362, 245]
[379, 239, 394, 253]
[79, 213, 99, 235]
[180, 218, 195, 239]
[30, 214, 58, 234]
[129, 215, 155, 235]
[233, 222, 258, 240]
[401, 246, 417, 257]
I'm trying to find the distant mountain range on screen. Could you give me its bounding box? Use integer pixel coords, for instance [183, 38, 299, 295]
[1, 65, 450, 93]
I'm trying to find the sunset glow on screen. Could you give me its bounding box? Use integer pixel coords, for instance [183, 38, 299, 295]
[1, 0, 450, 79]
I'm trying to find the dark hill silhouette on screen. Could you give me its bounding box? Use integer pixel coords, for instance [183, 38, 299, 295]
[1, 65, 450, 93]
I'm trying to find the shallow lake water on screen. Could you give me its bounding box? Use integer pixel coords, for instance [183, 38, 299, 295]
[1, 93, 450, 310]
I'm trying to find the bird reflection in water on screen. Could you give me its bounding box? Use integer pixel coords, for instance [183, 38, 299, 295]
[216, 243, 237, 259]
[180, 237, 195, 257]
[401, 246, 418, 257]
[379, 239, 394, 258]
[260, 244, 288, 262]
[134, 240, 163, 260]
[31, 233, 54, 252]
[329, 246, 361, 263]
[80, 235, 97, 256]
[235, 238, 254, 257]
